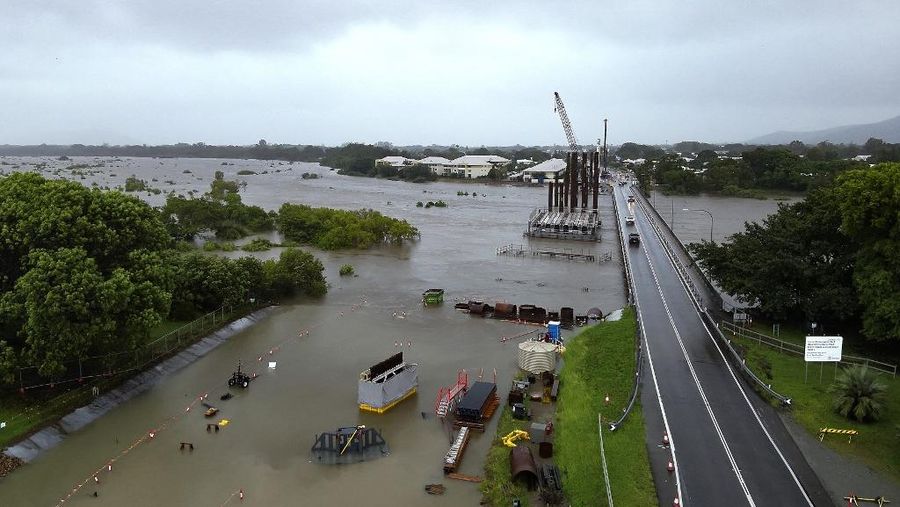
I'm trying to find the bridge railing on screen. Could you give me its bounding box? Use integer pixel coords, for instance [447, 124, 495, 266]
[632, 189, 793, 405]
[609, 188, 643, 431]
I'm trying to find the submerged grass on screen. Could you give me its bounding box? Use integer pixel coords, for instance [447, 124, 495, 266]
[556, 307, 657, 507]
[735, 335, 900, 482]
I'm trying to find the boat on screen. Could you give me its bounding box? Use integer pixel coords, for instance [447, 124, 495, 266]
[358, 352, 418, 414]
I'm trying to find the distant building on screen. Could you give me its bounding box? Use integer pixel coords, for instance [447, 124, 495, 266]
[375, 156, 414, 168]
[446, 155, 510, 178]
[374, 154, 510, 178]
[522, 158, 567, 183]
[417, 156, 452, 176]
[517, 159, 536, 167]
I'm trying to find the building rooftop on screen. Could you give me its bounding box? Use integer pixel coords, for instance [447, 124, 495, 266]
[523, 158, 567, 174]
[417, 156, 451, 165]
[377, 156, 411, 163]
[450, 155, 510, 165]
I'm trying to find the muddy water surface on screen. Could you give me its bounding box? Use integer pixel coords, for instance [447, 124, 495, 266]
[0, 157, 625, 506]
[0, 157, 794, 505]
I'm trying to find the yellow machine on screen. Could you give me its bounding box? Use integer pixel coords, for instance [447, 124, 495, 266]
[502, 429, 530, 448]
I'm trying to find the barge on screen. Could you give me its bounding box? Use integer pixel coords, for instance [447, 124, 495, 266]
[453, 381, 500, 432]
[358, 352, 418, 414]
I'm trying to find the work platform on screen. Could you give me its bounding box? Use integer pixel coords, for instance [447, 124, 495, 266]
[497, 243, 611, 263]
[524, 208, 600, 241]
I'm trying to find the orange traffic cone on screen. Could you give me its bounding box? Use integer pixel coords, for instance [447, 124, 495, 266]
[667, 460, 674, 472]
[673, 497, 680, 506]
[662, 432, 669, 445]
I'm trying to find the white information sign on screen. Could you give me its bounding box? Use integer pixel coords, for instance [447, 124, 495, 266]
[804, 336, 843, 362]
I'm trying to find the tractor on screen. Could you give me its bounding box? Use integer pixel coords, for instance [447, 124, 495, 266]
[227, 360, 252, 389]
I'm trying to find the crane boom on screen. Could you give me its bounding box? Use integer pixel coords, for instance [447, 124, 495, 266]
[553, 91, 579, 151]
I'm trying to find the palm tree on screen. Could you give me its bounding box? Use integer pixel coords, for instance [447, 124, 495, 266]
[832, 365, 887, 422]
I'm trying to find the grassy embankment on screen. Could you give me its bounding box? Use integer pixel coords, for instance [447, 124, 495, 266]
[480, 308, 656, 507]
[555, 307, 656, 506]
[733, 321, 900, 482]
[480, 401, 532, 505]
[0, 306, 256, 449]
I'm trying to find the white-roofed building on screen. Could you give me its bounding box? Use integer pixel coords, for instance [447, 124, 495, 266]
[522, 158, 567, 183]
[417, 156, 452, 175]
[375, 156, 414, 168]
[446, 155, 510, 178]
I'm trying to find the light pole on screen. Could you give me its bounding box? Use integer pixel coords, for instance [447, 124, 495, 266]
[683, 208, 714, 242]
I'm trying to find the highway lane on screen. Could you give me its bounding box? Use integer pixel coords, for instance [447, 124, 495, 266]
[615, 185, 817, 506]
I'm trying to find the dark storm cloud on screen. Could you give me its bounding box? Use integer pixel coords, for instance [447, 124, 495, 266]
[1, 1, 898, 145]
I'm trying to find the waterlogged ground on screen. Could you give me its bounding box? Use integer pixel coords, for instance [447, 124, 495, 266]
[0, 156, 791, 506]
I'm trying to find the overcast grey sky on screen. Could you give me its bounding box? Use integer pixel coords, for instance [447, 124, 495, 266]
[2, 1, 899, 146]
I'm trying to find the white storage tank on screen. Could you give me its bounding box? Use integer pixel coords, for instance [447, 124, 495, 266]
[518, 341, 557, 374]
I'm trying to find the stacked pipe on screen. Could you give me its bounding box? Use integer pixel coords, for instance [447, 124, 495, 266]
[444, 427, 470, 465]
[593, 152, 600, 211]
[579, 152, 593, 210]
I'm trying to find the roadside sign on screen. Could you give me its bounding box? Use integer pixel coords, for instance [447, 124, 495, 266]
[804, 336, 843, 362]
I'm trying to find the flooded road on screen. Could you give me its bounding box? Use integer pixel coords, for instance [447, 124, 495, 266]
[0, 157, 794, 505]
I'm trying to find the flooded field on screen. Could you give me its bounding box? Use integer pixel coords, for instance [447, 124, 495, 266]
[0, 156, 792, 505]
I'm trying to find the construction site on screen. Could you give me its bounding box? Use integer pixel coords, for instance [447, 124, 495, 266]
[524, 92, 611, 242]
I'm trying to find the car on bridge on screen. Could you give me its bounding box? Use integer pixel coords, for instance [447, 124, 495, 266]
[628, 232, 640, 245]
[625, 216, 635, 226]
[627, 195, 635, 203]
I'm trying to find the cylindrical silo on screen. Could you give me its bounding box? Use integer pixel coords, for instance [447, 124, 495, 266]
[518, 341, 557, 374]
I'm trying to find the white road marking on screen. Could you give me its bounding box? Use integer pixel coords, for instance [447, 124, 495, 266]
[636, 200, 815, 506]
[616, 189, 684, 503]
[638, 240, 756, 507]
[632, 284, 685, 503]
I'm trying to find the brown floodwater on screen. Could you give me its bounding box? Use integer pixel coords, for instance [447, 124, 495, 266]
[0, 157, 792, 506]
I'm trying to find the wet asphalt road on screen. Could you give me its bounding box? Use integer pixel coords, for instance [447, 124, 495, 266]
[615, 184, 829, 507]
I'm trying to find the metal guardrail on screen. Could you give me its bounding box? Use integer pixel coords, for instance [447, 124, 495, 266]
[633, 189, 793, 405]
[609, 189, 643, 431]
[721, 322, 897, 376]
[13, 302, 263, 392]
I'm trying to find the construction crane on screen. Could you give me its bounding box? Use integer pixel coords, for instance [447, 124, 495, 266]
[553, 91, 579, 151]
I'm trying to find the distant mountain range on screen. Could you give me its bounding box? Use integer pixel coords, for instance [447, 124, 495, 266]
[748, 114, 900, 145]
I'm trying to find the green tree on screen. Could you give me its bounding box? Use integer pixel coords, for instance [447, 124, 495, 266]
[689, 185, 857, 323]
[836, 163, 900, 341]
[2, 248, 169, 377]
[169, 253, 250, 318]
[0, 174, 174, 380]
[399, 164, 436, 182]
[832, 365, 887, 422]
[266, 248, 327, 297]
[277, 203, 417, 250]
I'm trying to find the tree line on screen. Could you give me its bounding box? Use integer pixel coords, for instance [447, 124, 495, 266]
[0, 171, 417, 385]
[161, 171, 418, 249]
[688, 162, 900, 346]
[623, 138, 900, 196]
